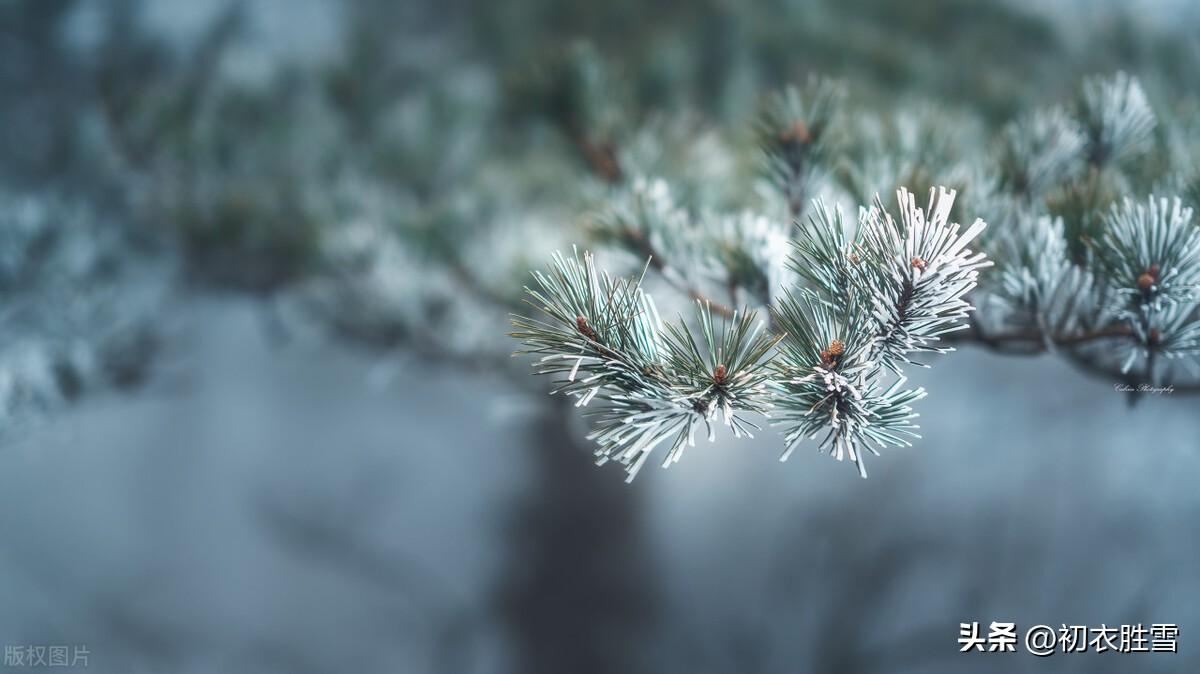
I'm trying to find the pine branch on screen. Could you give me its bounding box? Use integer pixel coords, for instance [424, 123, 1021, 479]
[509, 70, 1200, 483]
[1080, 71, 1156, 168]
[513, 186, 995, 480]
[755, 77, 844, 218]
[511, 249, 780, 480]
[635, 233, 736, 319]
[591, 179, 739, 318]
[567, 123, 622, 184]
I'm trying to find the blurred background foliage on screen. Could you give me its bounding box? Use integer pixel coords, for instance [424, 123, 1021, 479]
[1, 0, 1200, 672]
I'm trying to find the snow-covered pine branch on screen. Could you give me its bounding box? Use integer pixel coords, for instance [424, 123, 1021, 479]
[1095, 196, 1200, 374]
[773, 187, 989, 477]
[513, 186, 989, 480]
[509, 65, 1200, 481]
[755, 77, 845, 218]
[511, 249, 779, 481]
[1079, 72, 1156, 169]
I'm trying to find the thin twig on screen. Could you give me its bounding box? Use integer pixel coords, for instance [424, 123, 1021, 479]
[625, 228, 736, 318]
[943, 323, 1132, 350]
[947, 321, 1200, 395]
[566, 125, 622, 184]
[565, 125, 741, 318]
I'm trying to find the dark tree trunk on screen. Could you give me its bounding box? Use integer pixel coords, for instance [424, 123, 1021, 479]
[495, 399, 659, 674]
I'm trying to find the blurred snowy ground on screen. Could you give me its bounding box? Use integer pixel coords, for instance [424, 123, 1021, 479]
[0, 297, 1196, 673]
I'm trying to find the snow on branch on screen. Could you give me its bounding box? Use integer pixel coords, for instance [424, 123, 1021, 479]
[508, 70, 1200, 482]
[513, 187, 988, 479]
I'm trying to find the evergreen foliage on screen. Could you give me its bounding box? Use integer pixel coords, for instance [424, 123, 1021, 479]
[3, 2, 1200, 480]
[512, 67, 1200, 479]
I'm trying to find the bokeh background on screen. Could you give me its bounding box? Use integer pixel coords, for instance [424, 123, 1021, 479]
[1, 0, 1199, 672]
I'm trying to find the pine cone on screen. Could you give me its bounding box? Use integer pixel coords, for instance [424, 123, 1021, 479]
[713, 363, 727, 384]
[576, 315, 598, 341]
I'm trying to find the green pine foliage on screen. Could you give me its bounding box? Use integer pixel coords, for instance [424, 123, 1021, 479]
[513, 68, 1200, 480]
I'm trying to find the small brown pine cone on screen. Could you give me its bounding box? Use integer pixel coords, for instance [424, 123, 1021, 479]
[713, 363, 727, 384]
[789, 119, 810, 143]
[1137, 272, 1155, 292]
[576, 315, 598, 341]
[819, 339, 845, 367]
[827, 339, 845, 357]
